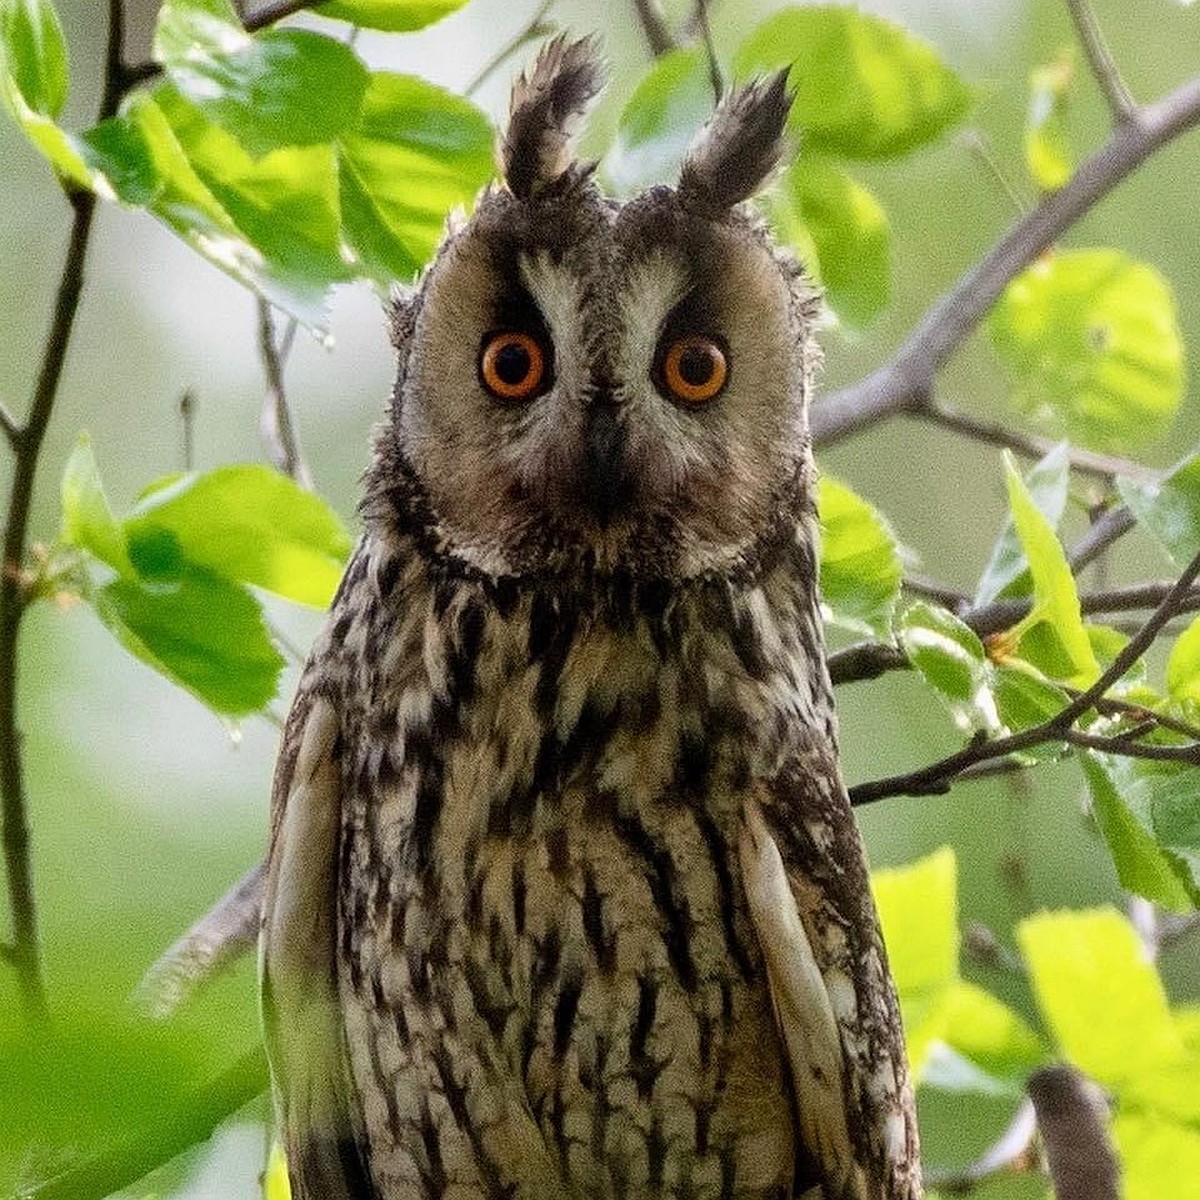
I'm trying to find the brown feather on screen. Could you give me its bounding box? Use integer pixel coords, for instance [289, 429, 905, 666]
[501, 33, 605, 199]
[678, 69, 793, 215]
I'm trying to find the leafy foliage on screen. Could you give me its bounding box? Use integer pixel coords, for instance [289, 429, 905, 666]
[3, 2, 1200, 1198]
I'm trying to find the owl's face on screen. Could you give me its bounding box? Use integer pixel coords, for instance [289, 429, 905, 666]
[382, 41, 817, 583]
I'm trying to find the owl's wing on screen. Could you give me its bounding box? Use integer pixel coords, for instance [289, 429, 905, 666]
[260, 693, 373, 1200]
[740, 756, 922, 1200]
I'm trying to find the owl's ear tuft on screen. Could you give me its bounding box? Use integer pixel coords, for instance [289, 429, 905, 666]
[678, 69, 794, 216]
[501, 33, 605, 199]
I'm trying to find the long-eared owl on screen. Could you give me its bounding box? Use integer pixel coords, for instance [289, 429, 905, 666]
[260, 35, 921, 1200]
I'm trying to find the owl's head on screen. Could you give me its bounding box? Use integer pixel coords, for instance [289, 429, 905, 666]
[374, 36, 819, 585]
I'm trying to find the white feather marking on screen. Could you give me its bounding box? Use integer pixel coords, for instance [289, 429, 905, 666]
[739, 797, 868, 1199]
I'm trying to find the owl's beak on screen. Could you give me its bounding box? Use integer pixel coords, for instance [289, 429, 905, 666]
[582, 401, 632, 528]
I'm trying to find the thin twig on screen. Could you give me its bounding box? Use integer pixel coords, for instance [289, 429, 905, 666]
[829, 580, 1200, 686]
[463, 0, 556, 99]
[0, 401, 19, 447]
[257, 300, 313, 490]
[0, 0, 126, 1025]
[812, 74, 1200, 447]
[1028, 1065, 1120, 1200]
[1063, 0, 1136, 123]
[18, 1048, 269, 1200]
[849, 547, 1200, 802]
[1062, 728, 1200, 762]
[631, 0, 674, 56]
[915, 402, 1158, 482]
[959, 127, 1031, 216]
[243, 0, 323, 31]
[179, 389, 196, 472]
[692, 0, 724, 103]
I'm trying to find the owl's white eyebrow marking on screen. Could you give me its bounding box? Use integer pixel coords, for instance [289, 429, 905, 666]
[617, 255, 690, 379]
[518, 252, 581, 343]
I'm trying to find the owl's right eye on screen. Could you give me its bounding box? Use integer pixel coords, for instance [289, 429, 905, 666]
[480, 331, 548, 401]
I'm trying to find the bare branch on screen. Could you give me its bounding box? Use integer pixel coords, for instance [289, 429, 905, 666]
[463, 0, 557, 99]
[257, 299, 313, 490]
[0, 401, 20, 447]
[243, 0, 323, 31]
[923, 1097, 1038, 1193]
[1027, 1065, 1120, 1200]
[915, 402, 1158, 482]
[692, 0, 724, 103]
[0, 0, 130, 1023]
[19, 1048, 269, 1200]
[849, 547, 1200, 803]
[812, 74, 1200, 448]
[631, 0, 674, 56]
[135, 863, 266, 1019]
[1063, 0, 1136, 124]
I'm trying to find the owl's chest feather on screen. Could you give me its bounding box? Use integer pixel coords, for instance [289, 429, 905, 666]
[332, 542, 827, 1197]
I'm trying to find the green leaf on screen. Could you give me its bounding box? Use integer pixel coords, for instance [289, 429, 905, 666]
[607, 46, 711, 194]
[735, 6, 971, 159]
[1025, 48, 1076, 191]
[872, 847, 959, 1077]
[1167, 614, 1200, 705]
[0, 0, 67, 118]
[1082, 753, 1195, 911]
[773, 157, 889, 326]
[316, 0, 468, 30]
[989, 248, 1185, 452]
[937, 982, 1048, 1088]
[91, 569, 283, 715]
[154, 0, 369, 155]
[1003, 451, 1099, 687]
[338, 72, 494, 283]
[901, 602, 999, 733]
[154, 84, 352, 302]
[974, 442, 1069, 606]
[817, 475, 902, 637]
[124, 465, 352, 607]
[1018, 906, 1183, 1085]
[1115, 1115, 1200, 1200]
[990, 660, 1069, 733]
[59, 434, 135, 578]
[1121, 454, 1200, 570]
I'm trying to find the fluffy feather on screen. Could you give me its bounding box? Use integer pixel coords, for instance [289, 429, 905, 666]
[678, 69, 793, 215]
[501, 33, 605, 198]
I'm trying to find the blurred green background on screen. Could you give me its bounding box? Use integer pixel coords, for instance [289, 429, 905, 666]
[2, 0, 1198, 1195]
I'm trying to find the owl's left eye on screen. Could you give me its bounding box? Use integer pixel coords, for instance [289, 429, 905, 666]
[658, 335, 728, 406]
[480, 331, 549, 401]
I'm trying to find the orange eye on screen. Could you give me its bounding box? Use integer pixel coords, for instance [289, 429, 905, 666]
[661, 335, 728, 405]
[480, 331, 547, 401]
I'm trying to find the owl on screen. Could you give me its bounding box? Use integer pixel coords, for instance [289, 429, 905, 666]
[260, 36, 921, 1200]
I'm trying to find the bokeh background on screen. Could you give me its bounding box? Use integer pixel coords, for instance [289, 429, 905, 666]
[2, 0, 1198, 1194]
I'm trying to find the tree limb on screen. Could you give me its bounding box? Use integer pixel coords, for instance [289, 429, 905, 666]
[0, 0, 128, 1025]
[1027, 1065, 1120, 1200]
[848, 547, 1200, 803]
[631, 0, 674, 56]
[913, 402, 1157, 482]
[1063, 0, 1136, 124]
[257, 300, 312, 490]
[812, 74, 1200, 448]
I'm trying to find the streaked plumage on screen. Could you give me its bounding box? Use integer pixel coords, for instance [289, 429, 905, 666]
[261, 36, 921, 1200]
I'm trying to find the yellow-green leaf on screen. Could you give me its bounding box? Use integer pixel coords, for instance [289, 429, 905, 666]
[1003, 451, 1099, 687]
[1018, 907, 1183, 1085]
[1025, 48, 1075, 191]
[990, 248, 1185, 452]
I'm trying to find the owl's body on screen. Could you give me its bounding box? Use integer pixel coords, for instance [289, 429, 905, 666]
[262, 39, 921, 1200]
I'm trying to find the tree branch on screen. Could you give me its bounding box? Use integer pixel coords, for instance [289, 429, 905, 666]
[257, 300, 312, 490]
[848, 547, 1200, 803]
[0, 401, 19, 447]
[243, 0, 323, 32]
[18, 1048, 269, 1200]
[914, 402, 1157, 482]
[692, 0, 723, 103]
[1063, 0, 1136, 124]
[462, 0, 556, 99]
[1027, 1065, 1120, 1200]
[812, 74, 1200, 448]
[631, 0, 674, 56]
[0, 0, 128, 1024]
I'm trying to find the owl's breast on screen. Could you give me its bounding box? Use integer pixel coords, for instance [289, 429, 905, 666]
[334, 562, 825, 1197]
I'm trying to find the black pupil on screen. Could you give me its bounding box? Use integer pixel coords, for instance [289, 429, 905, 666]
[495, 340, 532, 385]
[678, 343, 715, 387]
